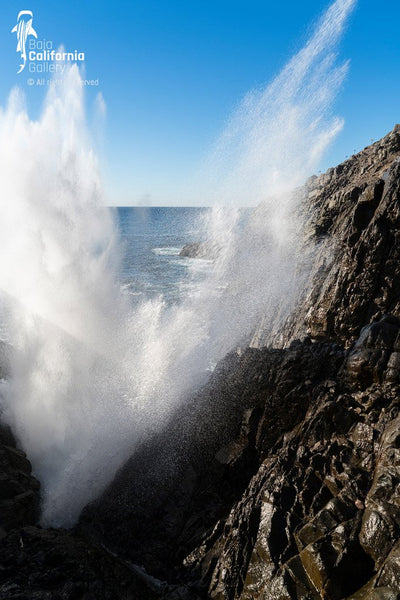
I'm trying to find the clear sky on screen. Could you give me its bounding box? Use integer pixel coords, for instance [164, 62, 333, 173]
[1, 1, 399, 205]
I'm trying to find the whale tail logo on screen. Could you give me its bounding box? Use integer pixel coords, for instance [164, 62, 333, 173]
[12, 10, 37, 74]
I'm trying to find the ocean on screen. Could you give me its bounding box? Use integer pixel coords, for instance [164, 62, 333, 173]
[0, 207, 210, 342]
[0, 206, 251, 343]
[115, 207, 212, 305]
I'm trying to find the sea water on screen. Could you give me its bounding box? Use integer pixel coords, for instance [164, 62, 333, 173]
[116, 207, 213, 305]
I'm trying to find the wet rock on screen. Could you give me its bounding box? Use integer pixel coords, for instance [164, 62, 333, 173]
[5, 128, 400, 598]
[367, 590, 400, 600]
[80, 339, 345, 584]
[78, 127, 400, 597]
[359, 414, 400, 568]
[254, 125, 400, 348]
[345, 316, 400, 389]
[378, 541, 400, 591]
[0, 420, 184, 600]
[82, 128, 400, 596]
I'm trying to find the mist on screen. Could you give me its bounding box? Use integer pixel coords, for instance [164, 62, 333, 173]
[0, 0, 355, 526]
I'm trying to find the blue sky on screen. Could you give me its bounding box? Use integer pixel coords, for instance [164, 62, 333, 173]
[1, 1, 400, 205]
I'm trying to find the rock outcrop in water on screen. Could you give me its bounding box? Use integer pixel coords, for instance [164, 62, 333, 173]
[2, 126, 400, 599]
[179, 241, 221, 260]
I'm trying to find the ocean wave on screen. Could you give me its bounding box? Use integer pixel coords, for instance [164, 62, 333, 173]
[151, 247, 182, 256]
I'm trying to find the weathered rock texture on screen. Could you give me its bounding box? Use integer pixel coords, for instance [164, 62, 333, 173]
[253, 124, 400, 349]
[80, 126, 400, 599]
[193, 316, 400, 600]
[3, 126, 400, 599]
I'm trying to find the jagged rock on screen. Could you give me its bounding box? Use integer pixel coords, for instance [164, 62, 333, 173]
[253, 125, 400, 348]
[79, 340, 345, 584]
[378, 542, 400, 591]
[359, 413, 400, 569]
[76, 126, 400, 600]
[345, 315, 400, 389]
[5, 128, 400, 598]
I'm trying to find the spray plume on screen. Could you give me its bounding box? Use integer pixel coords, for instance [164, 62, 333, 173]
[0, 0, 355, 525]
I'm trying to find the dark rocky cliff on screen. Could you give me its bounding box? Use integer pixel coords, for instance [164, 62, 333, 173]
[2, 126, 400, 599]
[252, 124, 400, 349]
[79, 125, 400, 599]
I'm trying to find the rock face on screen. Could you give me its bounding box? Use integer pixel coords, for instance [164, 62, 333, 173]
[81, 325, 400, 599]
[79, 126, 400, 599]
[253, 125, 400, 349]
[197, 317, 400, 600]
[3, 126, 400, 599]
